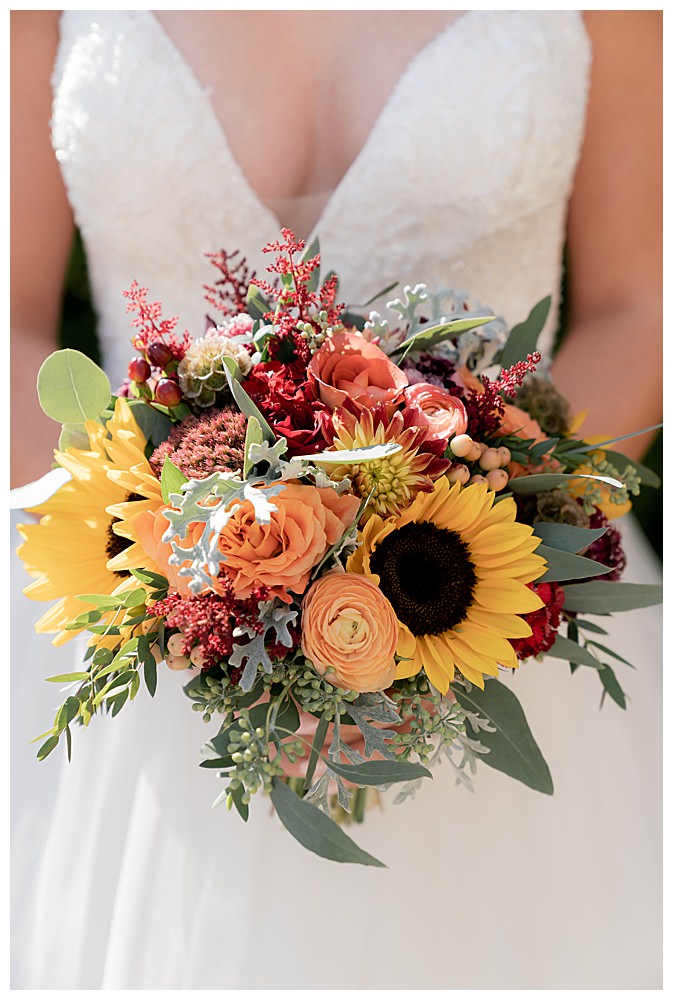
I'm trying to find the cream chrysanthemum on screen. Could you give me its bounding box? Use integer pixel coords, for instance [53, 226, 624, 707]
[328, 407, 448, 520]
[347, 478, 547, 691]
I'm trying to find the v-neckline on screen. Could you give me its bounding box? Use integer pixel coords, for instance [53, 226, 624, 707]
[144, 11, 477, 244]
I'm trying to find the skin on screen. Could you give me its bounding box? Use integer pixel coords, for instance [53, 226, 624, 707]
[10, 11, 661, 487]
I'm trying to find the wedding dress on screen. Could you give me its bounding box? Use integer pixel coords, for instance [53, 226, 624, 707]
[11, 10, 662, 989]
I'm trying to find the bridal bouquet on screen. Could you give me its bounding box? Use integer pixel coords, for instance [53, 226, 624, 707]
[18, 230, 661, 866]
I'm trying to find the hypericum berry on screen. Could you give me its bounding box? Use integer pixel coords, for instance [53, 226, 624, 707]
[128, 356, 151, 383]
[479, 448, 501, 472]
[154, 378, 183, 407]
[449, 434, 473, 458]
[147, 341, 174, 368]
[486, 468, 509, 491]
[447, 464, 470, 485]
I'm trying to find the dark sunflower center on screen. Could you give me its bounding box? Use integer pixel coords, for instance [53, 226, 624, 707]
[106, 492, 143, 577]
[369, 521, 477, 636]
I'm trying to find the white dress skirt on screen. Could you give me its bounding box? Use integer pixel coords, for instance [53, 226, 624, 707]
[10, 10, 663, 988]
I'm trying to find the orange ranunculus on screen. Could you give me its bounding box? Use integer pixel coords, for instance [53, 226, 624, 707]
[404, 382, 469, 445]
[498, 403, 547, 445]
[301, 571, 398, 692]
[307, 330, 408, 414]
[216, 484, 360, 603]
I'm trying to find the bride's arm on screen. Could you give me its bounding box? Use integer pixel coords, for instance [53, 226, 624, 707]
[11, 11, 75, 488]
[551, 11, 662, 461]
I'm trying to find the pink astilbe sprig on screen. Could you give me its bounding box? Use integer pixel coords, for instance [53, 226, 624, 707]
[203, 248, 256, 320]
[123, 281, 193, 362]
[465, 351, 542, 439]
[253, 227, 345, 327]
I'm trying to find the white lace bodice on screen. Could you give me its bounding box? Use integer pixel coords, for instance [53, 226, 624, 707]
[52, 10, 591, 389]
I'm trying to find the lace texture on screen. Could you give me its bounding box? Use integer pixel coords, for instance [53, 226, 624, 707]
[52, 10, 591, 389]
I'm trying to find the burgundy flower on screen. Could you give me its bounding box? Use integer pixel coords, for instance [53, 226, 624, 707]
[510, 581, 565, 660]
[582, 511, 627, 582]
[241, 360, 332, 456]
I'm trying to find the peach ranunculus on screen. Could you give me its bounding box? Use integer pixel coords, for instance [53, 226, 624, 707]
[404, 382, 469, 446]
[216, 484, 360, 603]
[307, 330, 408, 414]
[301, 571, 398, 692]
[498, 403, 547, 445]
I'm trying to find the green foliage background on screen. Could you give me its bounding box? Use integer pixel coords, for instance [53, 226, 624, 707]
[58, 232, 662, 560]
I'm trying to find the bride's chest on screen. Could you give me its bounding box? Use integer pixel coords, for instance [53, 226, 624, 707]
[152, 12, 463, 214]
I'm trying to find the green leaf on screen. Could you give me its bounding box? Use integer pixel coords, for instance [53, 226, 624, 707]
[584, 641, 635, 669]
[110, 688, 129, 717]
[598, 663, 627, 709]
[536, 544, 611, 583]
[65, 610, 103, 629]
[161, 456, 188, 504]
[545, 634, 603, 669]
[499, 295, 551, 369]
[391, 315, 497, 358]
[269, 777, 386, 867]
[574, 619, 609, 636]
[221, 356, 276, 442]
[243, 415, 264, 478]
[55, 696, 81, 730]
[533, 522, 607, 553]
[64, 725, 72, 762]
[508, 472, 625, 495]
[562, 581, 663, 614]
[272, 696, 300, 737]
[302, 235, 320, 292]
[599, 448, 661, 489]
[303, 716, 329, 790]
[75, 593, 127, 609]
[37, 734, 60, 761]
[130, 568, 169, 590]
[45, 671, 90, 683]
[229, 782, 250, 822]
[454, 680, 553, 794]
[127, 399, 173, 449]
[58, 422, 90, 452]
[246, 283, 270, 321]
[143, 654, 158, 697]
[37, 349, 112, 424]
[326, 758, 432, 787]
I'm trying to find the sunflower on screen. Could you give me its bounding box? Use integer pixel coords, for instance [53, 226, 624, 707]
[346, 478, 546, 691]
[17, 398, 164, 645]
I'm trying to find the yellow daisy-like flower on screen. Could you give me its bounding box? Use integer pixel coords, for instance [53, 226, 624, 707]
[328, 407, 448, 520]
[346, 477, 547, 692]
[17, 398, 164, 646]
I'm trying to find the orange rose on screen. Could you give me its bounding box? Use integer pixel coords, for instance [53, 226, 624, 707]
[405, 382, 469, 445]
[217, 484, 360, 602]
[301, 571, 398, 692]
[307, 330, 408, 414]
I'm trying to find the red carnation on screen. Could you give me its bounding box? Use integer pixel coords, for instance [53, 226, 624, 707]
[510, 581, 565, 660]
[241, 360, 332, 457]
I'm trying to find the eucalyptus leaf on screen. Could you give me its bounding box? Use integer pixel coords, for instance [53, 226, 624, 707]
[221, 356, 275, 443]
[36, 734, 60, 761]
[37, 349, 112, 424]
[574, 619, 609, 636]
[326, 758, 432, 787]
[508, 472, 625, 495]
[303, 716, 329, 790]
[598, 663, 627, 709]
[561, 581, 663, 614]
[58, 422, 90, 452]
[161, 456, 188, 505]
[499, 295, 551, 369]
[545, 634, 603, 669]
[584, 641, 635, 669]
[598, 448, 661, 489]
[454, 680, 553, 794]
[533, 522, 607, 553]
[536, 544, 611, 583]
[127, 399, 173, 449]
[391, 315, 496, 358]
[229, 782, 249, 822]
[246, 283, 270, 321]
[45, 671, 90, 683]
[269, 777, 386, 867]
